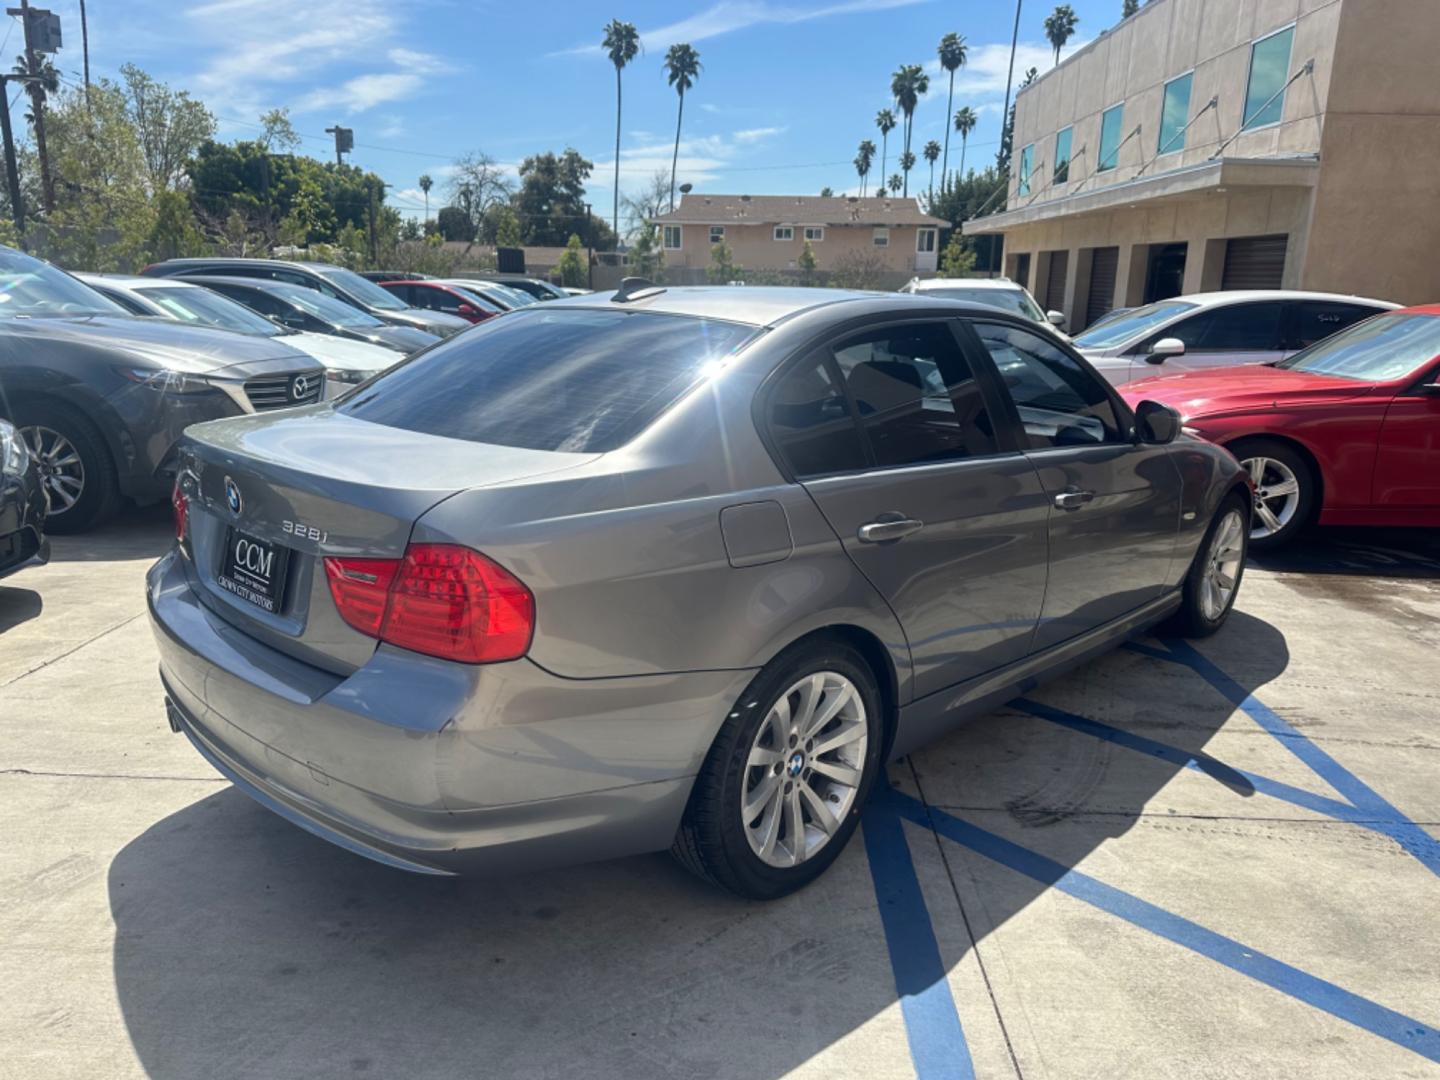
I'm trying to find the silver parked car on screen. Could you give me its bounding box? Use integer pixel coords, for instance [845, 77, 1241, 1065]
[148, 284, 1250, 899]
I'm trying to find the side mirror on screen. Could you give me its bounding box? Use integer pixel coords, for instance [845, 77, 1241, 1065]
[1046, 309, 1067, 330]
[1147, 337, 1185, 364]
[1135, 399, 1182, 445]
[457, 303, 478, 317]
[1416, 381, 1440, 396]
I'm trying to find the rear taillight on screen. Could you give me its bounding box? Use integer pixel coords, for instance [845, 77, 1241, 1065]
[324, 544, 534, 664]
[171, 480, 188, 540]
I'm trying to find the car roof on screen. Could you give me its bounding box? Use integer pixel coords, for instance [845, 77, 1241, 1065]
[907, 277, 1024, 292]
[179, 274, 304, 294]
[1391, 304, 1440, 317]
[549, 285, 956, 328]
[78, 273, 194, 291]
[1164, 290, 1400, 307]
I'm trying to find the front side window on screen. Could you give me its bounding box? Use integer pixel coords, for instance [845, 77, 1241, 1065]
[916, 229, 937, 254]
[773, 226, 794, 241]
[1158, 302, 1285, 351]
[974, 322, 1122, 448]
[136, 287, 283, 336]
[1294, 302, 1383, 349]
[1018, 144, 1034, 195]
[662, 225, 682, 250]
[872, 228, 889, 248]
[804, 227, 824, 242]
[272, 284, 388, 328]
[341, 308, 757, 453]
[1053, 128, 1073, 184]
[830, 322, 1000, 468]
[0, 251, 126, 320]
[1244, 26, 1295, 130]
[1277, 313, 1440, 382]
[1158, 72, 1193, 154]
[709, 226, 725, 244]
[1098, 104, 1125, 172]
[767, 351, 868, 478]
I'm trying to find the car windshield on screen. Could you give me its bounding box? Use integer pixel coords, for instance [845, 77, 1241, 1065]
[1072, 300, 1198, 348]
[340, 308, 758, 452]
[0, 252, 128, 319]
[272, 284, 386, 328]
[312, 265, 409, 311]
[446, 287, 504, 313]
[920, 286, 1045, 322]
[136, 286, 283, 336]
[1275, 312, 1440, 382]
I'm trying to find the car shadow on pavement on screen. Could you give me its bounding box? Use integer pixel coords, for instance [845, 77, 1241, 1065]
[0, 584, 41, 633]
[106, 611, 1289, 1080]
[45, 504, 172, 563]
[1249, 525, 1440, 579]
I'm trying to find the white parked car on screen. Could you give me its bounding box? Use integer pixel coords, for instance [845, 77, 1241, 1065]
[1069, 290, 1399, 386]
[78, 274, 401, 397]
[900, 276, 1066, 333]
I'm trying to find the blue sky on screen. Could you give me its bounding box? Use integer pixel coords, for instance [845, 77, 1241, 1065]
[36, 0, 1111, 220]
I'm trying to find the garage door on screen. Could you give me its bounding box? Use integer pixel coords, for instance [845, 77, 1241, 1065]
[1043, 250, 1068, 311]
[1085, 247, 1119, 329]
[1221, 235, 1287, 290]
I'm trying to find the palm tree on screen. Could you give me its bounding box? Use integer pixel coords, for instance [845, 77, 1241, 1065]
[855, 139, 875, 196]
[890, 63, 929, 196]
[887, 173, 902, 195]
[418, 174, 433, 225]
[1044, 5, 1079, 66]
[663, 43, 702, 211]
[1122, 0, 1138, 16]
[937, 32, 968, 190]
[953, 106, 978, 180]
[923, 140, 941, 200]
[899, 151, 916, 197]
[14, 53, 58, 211]
[875, 109, 896, 190]
[602, 20, 640, 241]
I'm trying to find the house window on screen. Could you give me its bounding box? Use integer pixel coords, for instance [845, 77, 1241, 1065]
[662, 225, 682, 250]
[1018, 144, 1034, 195]
[1243, 25, 1295, 130]
[872, 227, 889, 248]
[1053, 128, 1072, 184]
[709, 225, 726, 244]
[1097, 103, 1125, 172]
[773, 226, 794, 241]
[804, 226, 824, 242]
[916, 228, 937, 253]
[1158, 72, 1193, 154]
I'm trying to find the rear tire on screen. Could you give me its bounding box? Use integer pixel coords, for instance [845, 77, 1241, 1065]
[1228, 438, 1316, 550]
[14, 401, 122, 534]
[672, 639, 884, 900]
[1162, 491, 1249, 638]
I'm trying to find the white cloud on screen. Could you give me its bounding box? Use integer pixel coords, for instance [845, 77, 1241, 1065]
[733, 126, 787, 143]
[387, 48, 455, 74]
[558, 0, 927, 56]
[295, 73, 424, 115]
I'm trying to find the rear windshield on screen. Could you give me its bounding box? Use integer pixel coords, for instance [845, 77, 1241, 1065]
[340, 307, 759, 452]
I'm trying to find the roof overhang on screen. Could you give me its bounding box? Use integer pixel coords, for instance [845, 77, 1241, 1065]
[962, 155, 1320, 236]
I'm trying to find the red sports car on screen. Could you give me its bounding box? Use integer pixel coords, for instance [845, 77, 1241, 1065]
[1119, 305, 1440, 548]
[377, 280, 504, 324]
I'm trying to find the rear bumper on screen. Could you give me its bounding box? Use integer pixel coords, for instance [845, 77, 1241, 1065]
[146, 549, 754, 876]
[0, 470, 49, 580]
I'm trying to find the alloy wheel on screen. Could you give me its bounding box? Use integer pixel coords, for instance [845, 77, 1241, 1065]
[1242, 456, 1300, 540]
[1201, 509, 1245, 621]
[20, 425, 85, 516]
[742, 671, 868, 868]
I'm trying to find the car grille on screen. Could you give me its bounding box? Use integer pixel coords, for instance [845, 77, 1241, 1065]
[243, 371, 325, 412]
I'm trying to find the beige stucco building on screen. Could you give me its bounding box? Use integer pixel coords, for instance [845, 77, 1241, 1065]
[652, 194, 947, 278]
[964, 0, 1440, 331]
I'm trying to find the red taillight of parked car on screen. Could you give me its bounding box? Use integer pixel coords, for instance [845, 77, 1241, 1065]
[171, 480, 188, 541]
[324, 544, 534, 664]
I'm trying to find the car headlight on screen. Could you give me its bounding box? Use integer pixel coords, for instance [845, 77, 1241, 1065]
[119, 367, 220, 395]
[327, 368, 370, 385]
[0, 418, 30, 476]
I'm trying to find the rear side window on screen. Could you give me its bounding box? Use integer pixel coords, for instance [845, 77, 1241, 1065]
[340, 308, 756, 453]
[767, 351, 867, 477]
[1293, 302, 1381, 349]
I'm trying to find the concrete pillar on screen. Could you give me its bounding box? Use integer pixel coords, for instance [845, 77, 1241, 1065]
[1065, 248, 1092, 333]
[1183, 238, 1226, 294]
[1116, 243, 1150, 307]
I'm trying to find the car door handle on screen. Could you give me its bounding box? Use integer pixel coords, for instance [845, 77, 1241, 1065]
[857, 516, 925, 543]
[1053, 488, 1096, 510]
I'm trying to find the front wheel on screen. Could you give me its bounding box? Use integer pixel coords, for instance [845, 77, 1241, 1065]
[672, 640, 884, 900]
[1162, 492, 1249, 638]
[15, 402, 122, 534]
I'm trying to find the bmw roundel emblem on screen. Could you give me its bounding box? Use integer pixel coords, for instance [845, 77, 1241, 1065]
[290, 374, 312, 401]
[224, 476, 243, 516]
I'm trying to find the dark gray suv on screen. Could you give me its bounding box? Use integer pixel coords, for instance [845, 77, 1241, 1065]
[148, 285, 1249, 898]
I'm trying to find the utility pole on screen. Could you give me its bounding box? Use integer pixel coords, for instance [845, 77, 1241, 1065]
[325, 124, 353, 167]
[584, 201, 593, 291]
[79, 0, 89, 107]
[0, 75, 26, 247]
[999, 0, 1023, 171]
[9, 0, 58, 212]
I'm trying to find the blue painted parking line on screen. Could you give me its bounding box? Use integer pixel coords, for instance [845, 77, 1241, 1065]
[863, 795, 977, 1080]
[882, 787, 1440, 1066]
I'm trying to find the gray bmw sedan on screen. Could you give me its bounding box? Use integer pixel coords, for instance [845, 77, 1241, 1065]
[148, 284, 1250, 899]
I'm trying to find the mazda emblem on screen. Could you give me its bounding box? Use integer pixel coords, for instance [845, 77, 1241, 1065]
[291, 374, 313, 400]
[223, 476, 243, 516]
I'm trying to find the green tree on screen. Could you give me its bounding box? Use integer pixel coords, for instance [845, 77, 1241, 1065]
[119, 64, 216, 194]
[953, 106, 978, 181]
[854, 139, 875, 197]
[663, 43, 702, 211]
[602, 20, 640, 242]
[278, 174, 335, 247]
[512, 148, 612, 247]
[997, 67, 1038, 172]
[875, 109, 896, 188]
[923, 140, 941, 201]
[436, 205, 473, 242]
[707, 237, 737, 284]
[938, 231, 977, 276]
[1122, 0, 1139, 16]
[927, 165, 1008, 268]
[418, 173, 432, 223]
[798, 238, 818, 283]
[819, 186, 834, 197]
[1044, 5, 1079, 66]
[890, 63, 928, 196]
[258, 108, 300, 153]
[887, 173, 902, 194]
[493, 206, 522, 248]
[556, 233, 587, 286]
[937, 32, 968, 190]
[147, 190, 207, 261]
[628, 222, 664, 281]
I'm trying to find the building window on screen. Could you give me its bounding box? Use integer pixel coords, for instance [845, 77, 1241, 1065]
[709, 225, 726, 244]
[1053, 128, 1073, 184]
[804, 226, 824, 242]
[1158, 72, 1193, 154]
[773, 226, 794, 241]
[662, 225, 682, 250]
[873, 227, 889, 248]
[1097, 103, 1125, 172]
[1017, 144, 1034, 195]
[1243, 25, 1295, 130]
[916, 228, 937, 254]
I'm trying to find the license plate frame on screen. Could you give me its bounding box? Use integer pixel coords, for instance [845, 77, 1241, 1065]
[217, 527, 291, 614]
